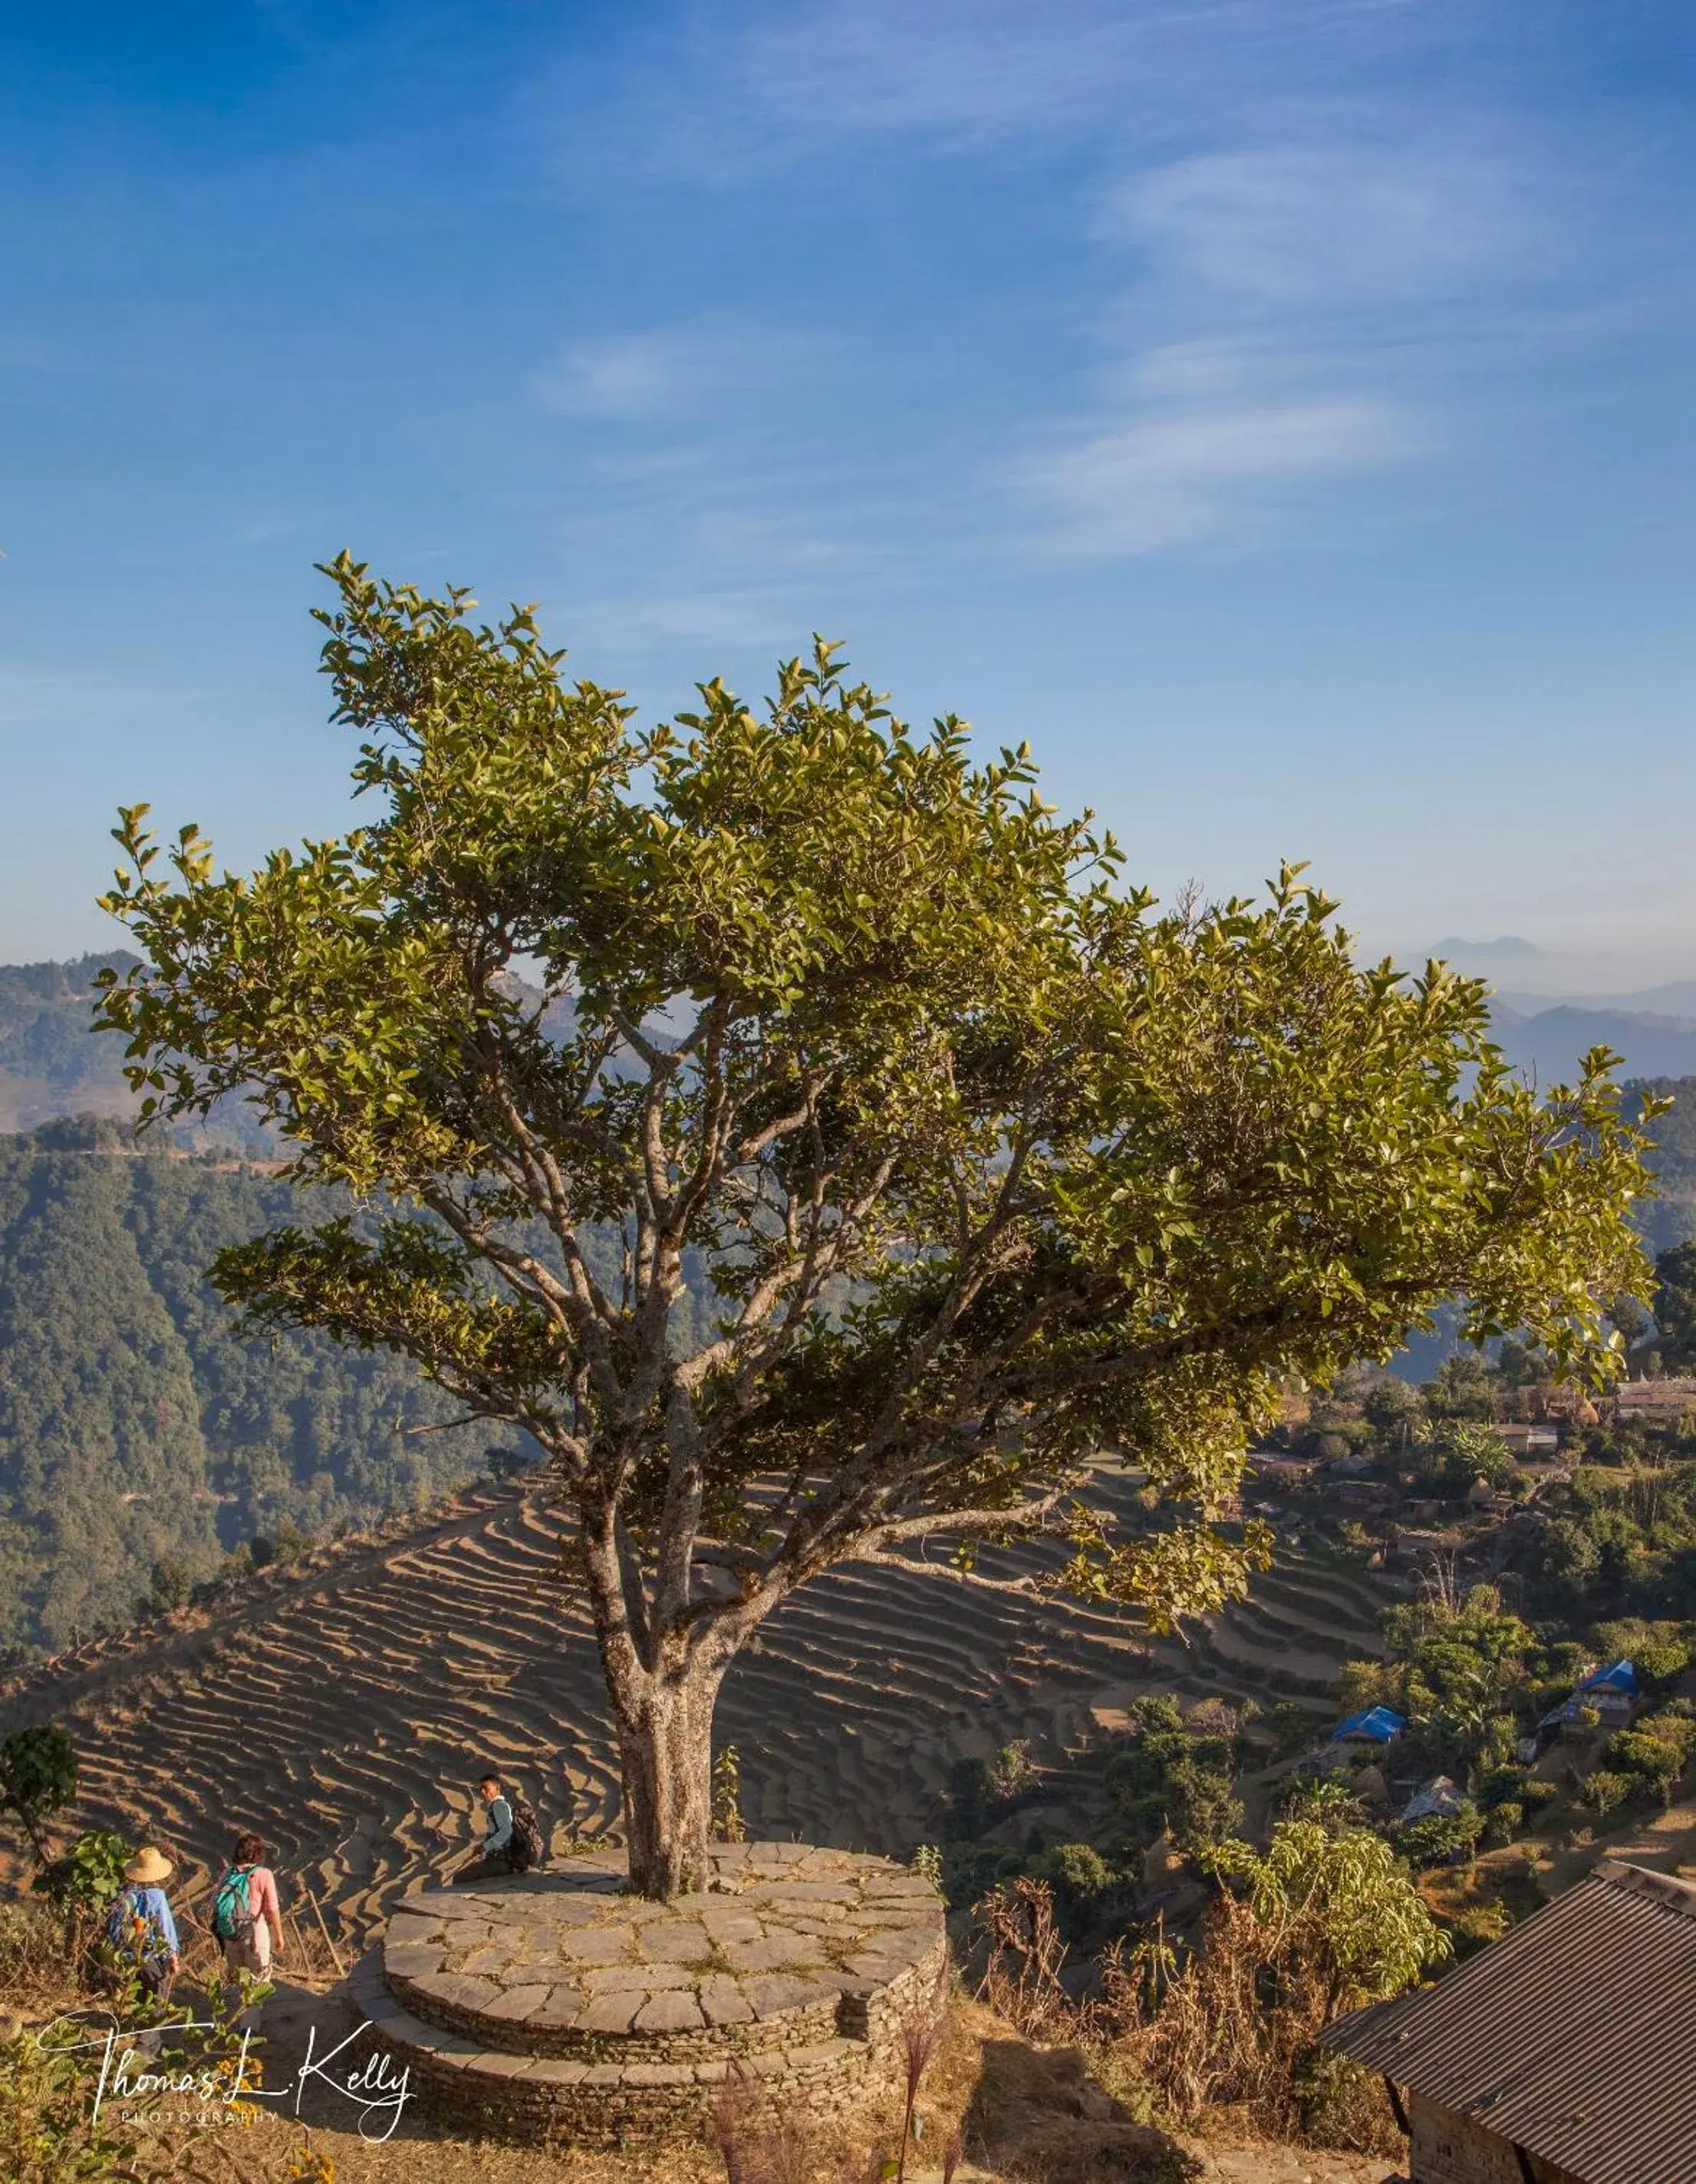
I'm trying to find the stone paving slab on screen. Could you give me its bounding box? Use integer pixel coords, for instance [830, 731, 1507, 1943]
[383, 1841, 942, 2061]
[360, 1846, 947, 2145]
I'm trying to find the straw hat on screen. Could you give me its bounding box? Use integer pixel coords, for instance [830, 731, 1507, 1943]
[123, 1846, 173, 1886]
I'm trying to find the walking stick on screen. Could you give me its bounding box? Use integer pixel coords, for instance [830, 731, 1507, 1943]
[301, 1884, 347, 1978]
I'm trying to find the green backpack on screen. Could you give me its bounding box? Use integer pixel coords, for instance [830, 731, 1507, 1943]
[211, 1864, 256, 1943]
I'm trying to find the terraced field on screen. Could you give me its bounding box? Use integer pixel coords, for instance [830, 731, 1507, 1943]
[0, 1477, 1392, 1941]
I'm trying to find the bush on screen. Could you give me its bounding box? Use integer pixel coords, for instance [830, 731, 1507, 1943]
[1519, 1778, 1559, 1813]
[1029, 1842, 1118, 1938]
[1276, 1778, 1369, 1833]
[986, 1741, 1039, 1803]
[1445, 1897, 1510, 1958]
[1474, 1765, 1528, 1811]
[1609, 1729, 1684, 1805]
[1581, 1769, 1632, 1818]
[1481, 1801, 1523, 1848]
[0, 1727, 77, 1865]
[31, 1832, 131, 1916]
[1264, 1701, 1319, 1761]
[1394, 1803, 1483, 1870]
[1104, 1823, 1443, 2149]
[1105, 1698, 1243, 1852]
[1589, 1619, 1693, 1689]
[939, 1840, 1004, 1910]
[140, 1558, 194, 1616]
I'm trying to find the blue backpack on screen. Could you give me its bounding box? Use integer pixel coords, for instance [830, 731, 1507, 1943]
[107, 1886, 166, 1963]
[211, 1865, 256, 1944]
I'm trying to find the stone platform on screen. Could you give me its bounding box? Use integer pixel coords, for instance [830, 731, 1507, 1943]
[349, 1841, 947, 2146]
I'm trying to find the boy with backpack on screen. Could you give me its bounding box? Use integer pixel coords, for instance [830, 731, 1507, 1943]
[453, 1772, 545, 1882]
[106, 1846, 181, 1999]
[212, 1831, 285, 1981]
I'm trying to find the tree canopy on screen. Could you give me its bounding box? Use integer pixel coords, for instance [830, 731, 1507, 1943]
[94, 556, 1659, 1895]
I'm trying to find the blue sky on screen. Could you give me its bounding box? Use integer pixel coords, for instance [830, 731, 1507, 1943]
[3, 1, 1694, 975]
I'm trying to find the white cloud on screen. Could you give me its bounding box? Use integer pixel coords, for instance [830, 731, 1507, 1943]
[535, 325, 813, 423]
[719, 0, 1431, 148]
[1113, 143, 1528, 306]
[1020, 392, 1420, 554]
[1015, 130, 1547, 557]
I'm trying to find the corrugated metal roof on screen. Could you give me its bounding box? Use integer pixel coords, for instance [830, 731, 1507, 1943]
[1322, 1860, 1696, 2184]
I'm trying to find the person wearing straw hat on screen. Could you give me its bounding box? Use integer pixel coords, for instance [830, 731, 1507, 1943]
[106, 1846, 181, 1999]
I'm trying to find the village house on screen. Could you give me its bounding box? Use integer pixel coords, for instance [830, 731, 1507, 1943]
[1494, 1422, 1563, 1460]
[1611, 1375, 1696, 1425]
[1328, 1705, 1407, 1748]
[1323, 1858, 1696, 2184]
[1537, 1659, 1637, 1749]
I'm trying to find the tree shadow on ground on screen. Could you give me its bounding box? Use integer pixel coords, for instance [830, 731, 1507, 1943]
[963, 2037, 1199, 2183]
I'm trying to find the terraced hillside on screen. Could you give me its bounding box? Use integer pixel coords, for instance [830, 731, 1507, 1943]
[0, 1477, 1392, 1940]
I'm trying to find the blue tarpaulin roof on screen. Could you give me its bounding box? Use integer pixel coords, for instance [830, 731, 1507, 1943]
[1580, 1659, 1637, 1693]
[1331, 1705, 1407, 1744]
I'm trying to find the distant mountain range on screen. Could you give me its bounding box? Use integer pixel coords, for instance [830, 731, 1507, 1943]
[0, 953, 153, 1138]
[8, 947, 1696, 1130]
[1426, 934, 1696, 998]
[1488, 998, 1696, 1085]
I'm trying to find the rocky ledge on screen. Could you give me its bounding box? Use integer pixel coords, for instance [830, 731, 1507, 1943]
[350, 1841, 946, 2146]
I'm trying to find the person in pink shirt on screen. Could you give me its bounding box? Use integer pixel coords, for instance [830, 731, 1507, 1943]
[215, 1831, 285, 1981]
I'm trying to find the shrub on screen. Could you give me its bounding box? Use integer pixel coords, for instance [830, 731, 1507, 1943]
[1589, 1619, 1693, 1689]
[141, 1559, 194, 1616]
[1581, 1769, 1632, 1818]
[1474, 1765, 1528, 1811]
[1394, 1804, 1484, 1870]
[939, 1840, 1003, 1910]
[1609, 1730, 1684, 1806]
[1264, 1702, 1319, 1761]
[31, 1832, 131, 1916]
[986, 1741, 1039, 1804]
[1444, 1897, 1510, 1958]
[1029, 1842, 1118, 1938]
[1481, 1801, 1523, 1848]
[0, 1728, 77, 1866]
[1276, 1778, 1370, 1834]
[1102, 1823, 1442, 2149]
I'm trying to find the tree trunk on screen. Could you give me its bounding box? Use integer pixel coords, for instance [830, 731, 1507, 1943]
[611, 1662, 720, 1901]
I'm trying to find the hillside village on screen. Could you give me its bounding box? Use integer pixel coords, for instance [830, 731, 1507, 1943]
[7, 1066, 1696, 2184]
[5, 1305, 1696, 2181]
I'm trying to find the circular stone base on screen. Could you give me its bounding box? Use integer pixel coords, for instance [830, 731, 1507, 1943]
[351, 1843, 946, 2146]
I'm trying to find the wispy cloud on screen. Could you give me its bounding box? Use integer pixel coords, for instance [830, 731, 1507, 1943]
[535, 324, 813, 423]
[1020, 382, 1420, 554]
[1018, 130, 1548, 555]
[716, 0, 1432, 149]
[1112, 142, 1528, 306]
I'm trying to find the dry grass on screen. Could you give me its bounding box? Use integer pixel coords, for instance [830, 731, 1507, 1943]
[206, 1985, 1200, 2184]
[966, 1879, 1398, 2166]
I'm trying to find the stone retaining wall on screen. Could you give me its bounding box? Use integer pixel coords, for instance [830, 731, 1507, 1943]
[351, 1842, 946, 2147]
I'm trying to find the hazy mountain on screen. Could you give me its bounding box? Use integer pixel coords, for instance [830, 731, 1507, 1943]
[1426, 936, 1696, 999]
[0, 954, 143, 1135]
[1497, 980, 1696, 1021]
[1487, 1003, 1696, 1086]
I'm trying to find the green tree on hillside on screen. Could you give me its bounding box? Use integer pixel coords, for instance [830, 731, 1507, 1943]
[0, 1724, 76, 1865]
[1204, 1818, 1450, 2014]
[1654, 1240, 1696, 1371]
[96, 557, 1658, 1899]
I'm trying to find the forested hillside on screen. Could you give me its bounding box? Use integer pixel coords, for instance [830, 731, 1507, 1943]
[0, 954, 140, 1135]
[1628, 1079, 1696, 1250]
[0, 1128, 538, 1655]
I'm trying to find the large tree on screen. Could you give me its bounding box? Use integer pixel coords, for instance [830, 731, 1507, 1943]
[96, 558, 1658, 1898]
